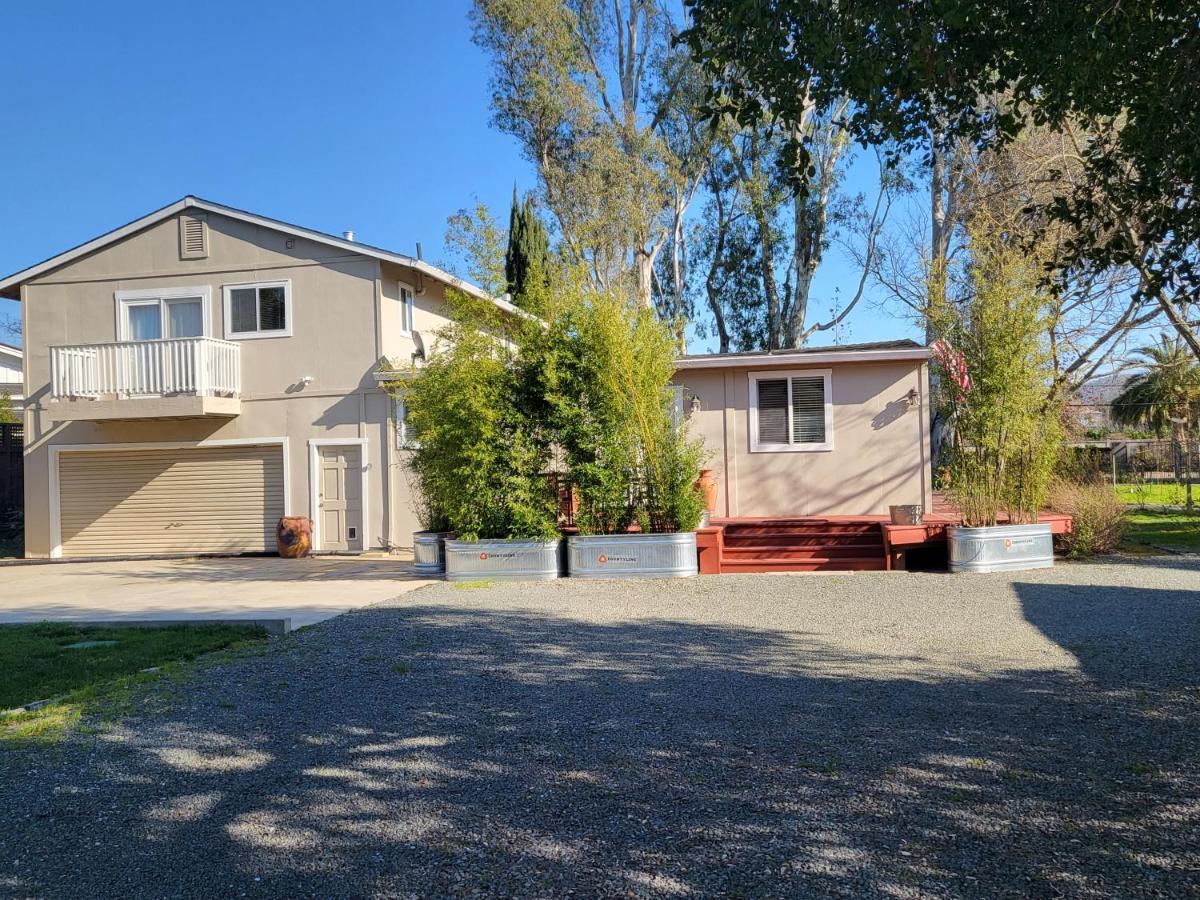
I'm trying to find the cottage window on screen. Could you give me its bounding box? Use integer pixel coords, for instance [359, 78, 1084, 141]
[222, 281, 292, 339]
[749, 369, 833, 452]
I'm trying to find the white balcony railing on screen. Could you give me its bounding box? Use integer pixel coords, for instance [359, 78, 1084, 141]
[50, 338, 241, 400]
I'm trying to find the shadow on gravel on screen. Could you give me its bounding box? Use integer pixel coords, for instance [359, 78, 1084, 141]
[3, 588, 1199, 897]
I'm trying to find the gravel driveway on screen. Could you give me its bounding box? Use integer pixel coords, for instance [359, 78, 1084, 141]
[3, 557, 1199, 898]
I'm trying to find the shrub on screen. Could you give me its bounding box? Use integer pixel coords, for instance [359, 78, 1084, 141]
[402, 297, 559, 541]
[1047, 480, 1126, 557]
[402, 274, 706, 540]
[544, 289, 708, 535]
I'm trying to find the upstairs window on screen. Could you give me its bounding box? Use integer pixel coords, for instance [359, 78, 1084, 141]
[223, 281, 292, 339]
[749, 369, 833, 452]
[398, 282, 415, 335]
[115, 287, 210, 341]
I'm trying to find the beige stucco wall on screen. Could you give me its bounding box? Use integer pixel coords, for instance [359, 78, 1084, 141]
[674, 358, 933, 517]
[377, 261, 462, 542]
[20, 211, 448, 557]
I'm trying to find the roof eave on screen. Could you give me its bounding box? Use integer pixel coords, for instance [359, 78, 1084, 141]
[674, 347, 931, 370]
[0, 196, 511, 315]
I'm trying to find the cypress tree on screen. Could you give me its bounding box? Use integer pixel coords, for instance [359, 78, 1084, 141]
[507, 197, 550, 308]
[504, 185, 522, 298]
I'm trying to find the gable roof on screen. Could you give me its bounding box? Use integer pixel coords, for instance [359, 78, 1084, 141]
[0, 196, 519, 316]
[676, 339, 928, 369]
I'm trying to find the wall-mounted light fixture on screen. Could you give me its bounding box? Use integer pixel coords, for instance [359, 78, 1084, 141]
[905, 387, 919, 407]
[300, 375, 314, 386]
[690, 394, 703, 416]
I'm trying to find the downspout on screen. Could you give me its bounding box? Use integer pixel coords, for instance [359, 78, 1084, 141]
[370, 260, 390, 550]
[918, 361, 932, 510]
[723, 369, 736, 516]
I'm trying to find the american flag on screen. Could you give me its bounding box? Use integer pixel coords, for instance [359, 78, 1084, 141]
[932, 339, 971, 402]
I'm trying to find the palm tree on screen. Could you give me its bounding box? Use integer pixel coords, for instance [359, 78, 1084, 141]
[1112, 335, 1200, 510]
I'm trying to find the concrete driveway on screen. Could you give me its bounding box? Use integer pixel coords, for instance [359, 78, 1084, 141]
[0, 556, 430, 630]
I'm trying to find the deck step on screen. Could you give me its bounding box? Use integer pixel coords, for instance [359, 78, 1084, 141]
[723, 533, 884, 548]
[721, 522, 882, 534]
[712, 517, 889, 573]
[723, 546, 885, 561]
[720, 556, 887, 572]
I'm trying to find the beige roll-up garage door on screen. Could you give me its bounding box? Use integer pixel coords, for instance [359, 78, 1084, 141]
[58, 444, 285, 557]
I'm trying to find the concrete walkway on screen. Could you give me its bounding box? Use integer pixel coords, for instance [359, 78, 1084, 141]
[0, 556, 430, 630]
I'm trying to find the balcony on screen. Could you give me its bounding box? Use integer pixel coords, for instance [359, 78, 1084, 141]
[49, 338, 241, 421]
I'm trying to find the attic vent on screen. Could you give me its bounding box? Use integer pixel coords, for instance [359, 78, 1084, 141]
[179, 213, 209, 259]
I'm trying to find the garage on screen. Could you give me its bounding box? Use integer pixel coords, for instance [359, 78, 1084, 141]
[56, 444, 285, 557]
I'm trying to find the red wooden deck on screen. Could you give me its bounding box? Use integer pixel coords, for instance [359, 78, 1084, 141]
[695, 493, 1072, 574]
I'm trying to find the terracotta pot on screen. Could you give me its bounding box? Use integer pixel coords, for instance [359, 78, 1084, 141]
[277, 516, 313, 558]
[695, 468, 718, 513]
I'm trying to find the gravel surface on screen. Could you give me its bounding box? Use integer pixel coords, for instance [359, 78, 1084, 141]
[2, 556, 1199, 898]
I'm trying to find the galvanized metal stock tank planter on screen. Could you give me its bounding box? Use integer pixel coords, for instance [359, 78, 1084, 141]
[567, 532, 698, 579]
[444, 538, 563, 581]
[412, 531, 454, 576]
[947, 523, 1054, 574]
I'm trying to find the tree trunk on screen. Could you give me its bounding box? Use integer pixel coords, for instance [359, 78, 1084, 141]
[634, 249, 655, 309]
[760, 226, 782, 350]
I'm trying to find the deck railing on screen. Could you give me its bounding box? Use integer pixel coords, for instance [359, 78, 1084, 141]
[50, 338, 241, 400]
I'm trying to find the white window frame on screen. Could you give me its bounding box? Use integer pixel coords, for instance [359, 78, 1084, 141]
[114, 286, 212, 341]
[748, 368, 834, 453]
[393, 396, 418, 449]
[222, 280, 293, 340]
[398, 281, 415, 336]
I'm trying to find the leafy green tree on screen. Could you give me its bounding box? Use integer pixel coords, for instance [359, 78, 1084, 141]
[473, 0, 708, 310]
[443, 200, 509, 297]
[1112, 337, 1200, 439]
[1111, 335, 1200, 511]
[682, 0, 1200, 358]
[931, 218, 1064, 526]
[0, 391, 15, 425]
[504, 192, 551, 307]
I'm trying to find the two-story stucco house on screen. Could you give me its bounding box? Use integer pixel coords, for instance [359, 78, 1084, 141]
[0, 197, 519, 559]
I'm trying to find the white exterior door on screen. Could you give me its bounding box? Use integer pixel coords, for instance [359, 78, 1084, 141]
[317, 445, 363, 552]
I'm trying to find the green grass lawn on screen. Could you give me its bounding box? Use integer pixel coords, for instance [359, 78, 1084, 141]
[1115, 482, 1199, 507]
[0, 622, 266, 746]
[1121, 509, 1200, 552]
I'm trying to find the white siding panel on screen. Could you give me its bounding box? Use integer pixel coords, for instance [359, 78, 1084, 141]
[58, 446, 284, 557]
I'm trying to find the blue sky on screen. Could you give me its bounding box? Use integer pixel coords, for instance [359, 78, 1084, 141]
[0, 0, 918, 351]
